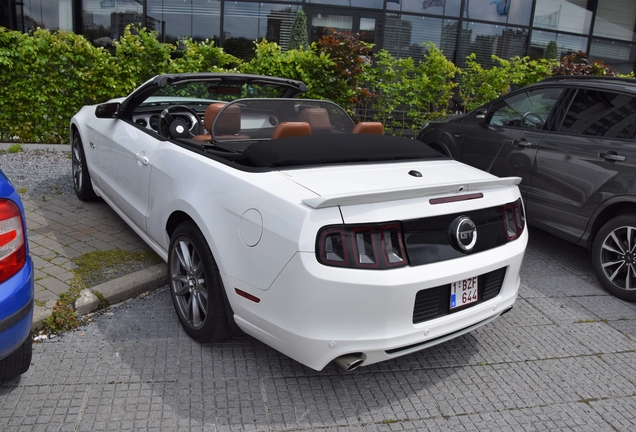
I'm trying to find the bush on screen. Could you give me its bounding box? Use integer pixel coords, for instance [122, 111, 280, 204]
[460, 53, 554, 111]
[0, 26, 236, 143]
[361, 44, 460, 136]
[551, 50, 616, 76]
[0, 28, 120, 143]
[0, 26, 629, 144]
[239, 40, 339, 101]
[315, 28, 373, 111]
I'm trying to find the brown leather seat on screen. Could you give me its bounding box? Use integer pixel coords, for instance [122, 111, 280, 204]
[193, 103, 250, 141]
[270, 122, 311, 139]
[352, 122, 384, 135]
[297, 108, 331, 134]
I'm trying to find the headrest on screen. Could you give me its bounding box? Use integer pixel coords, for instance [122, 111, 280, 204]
[297, 108, 331, 134]
[271, 122, 311, 139]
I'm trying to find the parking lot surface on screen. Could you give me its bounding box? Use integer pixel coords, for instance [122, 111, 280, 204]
[1, 226, 636, 431]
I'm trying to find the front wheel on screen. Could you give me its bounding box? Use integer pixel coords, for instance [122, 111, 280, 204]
[168, 221, 233, 342]
[592, 215, 636, 301]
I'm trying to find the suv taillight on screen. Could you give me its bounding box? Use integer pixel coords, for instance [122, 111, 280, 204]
[317, 222, 408, 269]
[504, 198, 525, 241]
[0, 199, 27, 283]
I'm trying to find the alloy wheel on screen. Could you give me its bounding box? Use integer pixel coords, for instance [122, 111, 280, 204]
[170, 237, 209, 330]
[599, 225, 636, 291]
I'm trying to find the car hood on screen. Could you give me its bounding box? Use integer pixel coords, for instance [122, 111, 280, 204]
[281, 160, 521, 209]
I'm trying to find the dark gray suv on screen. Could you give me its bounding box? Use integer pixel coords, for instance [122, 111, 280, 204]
[418, 76, 636, 301]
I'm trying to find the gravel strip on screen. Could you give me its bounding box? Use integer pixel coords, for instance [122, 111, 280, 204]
[0, 149, 74, 196]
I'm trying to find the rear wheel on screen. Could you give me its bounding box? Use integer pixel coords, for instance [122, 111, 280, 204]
[71, 134, 98, 201]
[0, 337, 32, 382]
[168, 221, 233, 342]
[592, 215, 636, 301]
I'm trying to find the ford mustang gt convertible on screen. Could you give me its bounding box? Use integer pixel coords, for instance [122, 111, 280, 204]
[70, 73, 527, 371]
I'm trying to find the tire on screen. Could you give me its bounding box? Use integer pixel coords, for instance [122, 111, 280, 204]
[0, 337, 32, 382]
[592, 215, 636, 301]
[168, 221, 233, 343]
[71, 133, 98, 201]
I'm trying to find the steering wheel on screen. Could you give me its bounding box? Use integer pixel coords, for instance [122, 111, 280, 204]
[521, 112, 545, 129]
[159, 105, 203, 138]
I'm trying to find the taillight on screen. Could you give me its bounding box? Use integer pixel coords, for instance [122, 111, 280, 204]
[317, 222, 407, 269]
[0, 199, 27, 283]
[504, 198, 525, 241]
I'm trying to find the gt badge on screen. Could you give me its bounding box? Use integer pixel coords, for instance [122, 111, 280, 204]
[450, 216, 477, 252]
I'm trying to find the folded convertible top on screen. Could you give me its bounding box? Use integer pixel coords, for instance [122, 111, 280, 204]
[242, 134, 446, 168]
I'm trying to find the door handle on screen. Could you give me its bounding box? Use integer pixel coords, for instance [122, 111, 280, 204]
[135, 152, 149, 166]
[513, 139, 533, 148]
[600, 152, 626, 162]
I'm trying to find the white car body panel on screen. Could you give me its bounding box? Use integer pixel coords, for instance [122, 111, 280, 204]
[70, 76, 528, 371]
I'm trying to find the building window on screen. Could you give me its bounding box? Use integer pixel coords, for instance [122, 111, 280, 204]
[387, 0, 461, 18]
[21, 0, 73, 31]
[305, 0, 383, 9]
[530, 30, 588, 60]
[590, 39, 636, 74]
[147, 0, 221, 44]
[464, 0, 533, 27]
[384, 14, 458, 60]
[83, 0, 144, 42]
[458, 22, 528, 67]
[222, 2, 299, 60]
[593, 0, 636, 42]
[533, 0, 592, 35]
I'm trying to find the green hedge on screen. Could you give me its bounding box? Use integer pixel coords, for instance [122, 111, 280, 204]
[0, 27, 236, 143]
[2, 26, 631, 144]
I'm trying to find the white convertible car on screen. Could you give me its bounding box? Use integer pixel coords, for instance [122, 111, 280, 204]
[70, 73, 527, 371]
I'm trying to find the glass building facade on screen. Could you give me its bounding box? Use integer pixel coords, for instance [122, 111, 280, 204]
[4, 0, 636, 73]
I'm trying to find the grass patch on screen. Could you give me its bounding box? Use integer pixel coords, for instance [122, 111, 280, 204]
[41, 248, 162, 334]
[70, 248, 162, 291]
[17, 187, 27, 194]
[7, 143, 21, 153]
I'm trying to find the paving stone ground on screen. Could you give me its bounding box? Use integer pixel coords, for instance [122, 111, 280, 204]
[1, 226, 635, 431]
[26, 192, 156, 315]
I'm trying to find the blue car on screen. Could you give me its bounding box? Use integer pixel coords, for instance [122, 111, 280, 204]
[0, 169, 34, 381]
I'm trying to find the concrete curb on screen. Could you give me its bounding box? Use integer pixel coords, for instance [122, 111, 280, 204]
[31, 263, 169, 331]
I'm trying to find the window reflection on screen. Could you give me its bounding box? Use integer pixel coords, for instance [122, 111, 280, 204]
[458, 22, 528, 67]
[306, 0, 383, 8]
[534, 0, 592, 35]
[384, 14, 458, 60]
[593, 0, 636, 42]
[223, 2, 299, 60]
[309, 14, 353, 43]
[83, 0, 144, 41]
[387, 0, 461, 18]
[22, 0, 74, 31]
[530, 30, 589, 60]
[464, 0, 532, 27]
[148, 0, 221, 44]
[590, 39, 636, 74]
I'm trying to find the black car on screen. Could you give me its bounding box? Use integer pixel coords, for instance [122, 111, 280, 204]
[418, 76, 636, 301]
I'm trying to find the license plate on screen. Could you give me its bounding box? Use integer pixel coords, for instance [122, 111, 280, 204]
[450, 276, 478, 309]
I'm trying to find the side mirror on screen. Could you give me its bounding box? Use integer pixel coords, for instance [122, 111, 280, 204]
[95, 103, 120, 118]
[475, 108, 488, 123]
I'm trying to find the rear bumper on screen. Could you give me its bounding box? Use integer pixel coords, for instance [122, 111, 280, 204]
[225, 231, 526, 371]
[0, 257, 34, 360]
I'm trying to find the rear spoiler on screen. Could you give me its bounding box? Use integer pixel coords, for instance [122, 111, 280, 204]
[302, 177, 522, 209]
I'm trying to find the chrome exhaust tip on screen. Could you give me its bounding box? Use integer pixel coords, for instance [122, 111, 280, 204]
[333, 353, 365, 372]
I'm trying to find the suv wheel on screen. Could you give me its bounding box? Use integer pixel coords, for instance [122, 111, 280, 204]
[592, 215, 636, 301]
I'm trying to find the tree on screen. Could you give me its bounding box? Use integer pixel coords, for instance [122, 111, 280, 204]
[544, 40, 558, 61]
[288, 10, 308, 51]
